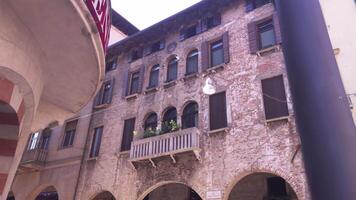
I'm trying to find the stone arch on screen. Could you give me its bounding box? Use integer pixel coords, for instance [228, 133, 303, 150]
[89, 190, 116, 200]
[137, 181, 203, 200]
[223, 169, 305, 200]
[0, 70, 36, 199]
[165, 54, 179, 64]
[26, 184, 58, 200]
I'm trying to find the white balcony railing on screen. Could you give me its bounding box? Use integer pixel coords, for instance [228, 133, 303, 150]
[129, 128, 201, 167]
[20, 148, 47, 170]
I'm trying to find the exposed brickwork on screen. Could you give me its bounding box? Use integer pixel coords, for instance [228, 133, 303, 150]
[9, 2, 310, 200]
[75, 2, 309, 200]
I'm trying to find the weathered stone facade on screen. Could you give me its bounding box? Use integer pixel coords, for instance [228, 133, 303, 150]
[10, 1, 310, 200]
[75, 1, 309, 200]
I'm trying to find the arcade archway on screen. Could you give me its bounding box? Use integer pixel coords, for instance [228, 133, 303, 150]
[228, 173, 298, 200]
[34, 186, 58, 200]
[91, 191, 116, 200]
[142, 183, 202, 200]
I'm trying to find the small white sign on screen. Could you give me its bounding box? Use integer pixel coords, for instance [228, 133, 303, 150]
[207, 190, 222, 199]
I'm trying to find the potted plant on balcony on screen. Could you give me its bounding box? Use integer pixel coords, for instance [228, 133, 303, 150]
[161, 120, 181, 134]
[143, 128, 159, 138]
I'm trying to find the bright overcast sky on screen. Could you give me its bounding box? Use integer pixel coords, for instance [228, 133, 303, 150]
[112, 0, 202, 30]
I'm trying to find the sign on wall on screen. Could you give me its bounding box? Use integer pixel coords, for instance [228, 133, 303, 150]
[85, 0, 111, 54]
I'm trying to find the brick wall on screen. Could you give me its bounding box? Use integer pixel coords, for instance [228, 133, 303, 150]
[74, 2, 309, 200]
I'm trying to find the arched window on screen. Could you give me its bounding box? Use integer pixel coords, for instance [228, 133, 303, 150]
[186, 50, 199, 75]
[166, 57, 178, 82]
[148, 64, 160, 88]
[162, 107, 177, 133]
[182, 102, 199, 129]
[144, 113, 158, 130]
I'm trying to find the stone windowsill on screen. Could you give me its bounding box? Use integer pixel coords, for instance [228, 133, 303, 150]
[265, 115, 289, 124]
[256, 45, 281, 57]
[125, 93, 138, 101]
[163, 80, 177, 88]
[207, 127, 229, 134]
[144, 87, 158, 94]
[93, 103, 110, 110]
[87, 157, 98, 161]
[206, 64, 225, 75]
[182, 73, 199, 81]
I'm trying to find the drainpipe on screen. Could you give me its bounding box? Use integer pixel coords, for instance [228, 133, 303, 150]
[274, 0, 356, 199]
[73, 102, 95, 200]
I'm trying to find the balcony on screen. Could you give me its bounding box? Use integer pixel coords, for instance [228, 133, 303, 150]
[129, 128, 201, 167]
[19, 149, 48, 171]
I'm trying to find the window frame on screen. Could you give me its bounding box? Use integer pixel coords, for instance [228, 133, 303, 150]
[148, 64, 160, 89]
[105, 58, 117, 72]
[208, 91, 228, 131]
[89, 126, 104, 158]
[121, 118, 136, 152]
[186, 49, 199, 75]
[161, 107, 178, 133]
[209, 39, 224, 68]
[260, 74, 289, 121]
[182, 102, 199, 129]
[166, 57, 178, 82]
[144, 113, 158, 131]
[27, 131, 41, 150]
[61, 120, 78, 148]
[257, 18, 276, 50]
[129, 70, 140, 95]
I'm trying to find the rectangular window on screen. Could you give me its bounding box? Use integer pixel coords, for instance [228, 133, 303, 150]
[210, 40, 224, 67]
[180, 25, 198, 41]
[246, 0, 272, 12]
[27, 132, 40, 150]
[130, 49, 142, 62]
[261, 75, 289, 120]
[105, 58, 117, 72]
[206, 14, 221, 30]
[186, 50, 199, 75]
[95, 79, 114, 106]
[121, 118, 135, 152]
[38, 129, 51, 150]
[89, 126, 103, 158]
[129, 71, 140, 95]
[267, 177, 287, 197]
[62, 120, 78, 148]
[258, 19, 276, 49]
[150, 40, 165, 54]
[148, 64, 160, 88]
[209, 91, 228, 130]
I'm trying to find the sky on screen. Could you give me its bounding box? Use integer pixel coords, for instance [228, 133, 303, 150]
[112, 0, 202, 30]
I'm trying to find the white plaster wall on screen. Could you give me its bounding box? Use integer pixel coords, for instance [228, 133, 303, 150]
[319, 0, 356, 123]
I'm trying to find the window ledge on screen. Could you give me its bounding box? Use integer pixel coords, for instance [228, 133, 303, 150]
[116, 150, 130, 157]
[208, 127, 229, 134]
[256, 45, 281, 57]
[87, 157, 98, 161]
[125, 94, 138, 101]
[206, 64, 225, 74]
[163, 80, 177, 88]
[265, 115, 289, 124]
[93, 103, 110, 110]
[182, 73, 199, 81]
[144, 87, 159, 94]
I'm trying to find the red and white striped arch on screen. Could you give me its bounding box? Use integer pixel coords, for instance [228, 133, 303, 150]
[0, 78, 24, 194]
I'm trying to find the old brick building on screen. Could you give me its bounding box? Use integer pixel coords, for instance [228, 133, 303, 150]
[10, 0, 310, 200]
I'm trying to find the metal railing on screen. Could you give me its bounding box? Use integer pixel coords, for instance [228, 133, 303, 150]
[21, 148, 48, 165]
